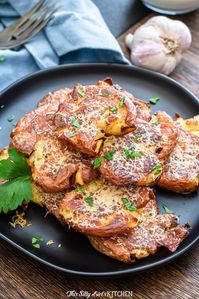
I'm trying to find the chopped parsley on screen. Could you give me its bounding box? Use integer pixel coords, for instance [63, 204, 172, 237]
[120, 96, 126, 107]
[104, 150, 116, 161]
[85, 195, 94, 207]
[67, 132, 75, 138]
[122, 147, 142, 159]
[109, 106, 118, 113]
[0, 148, 32, 213]
[7, 115, 15, 122]
[149, 97, 160, 105]
[163, 205, 173, 214]
[77, 89, 85, 97]
[92, 156, 103, 169]
[0, 55, 6, 62]
[122, 198, 137, 212]
[102, 93, 109, 97]
[71, 116, 81, 128]
[153, 164, 162, 175]
[32, 236, 44, 249]
[76, 185, 86, 195]
[150, 116, 159, 124]
[133, 136, 140, 142]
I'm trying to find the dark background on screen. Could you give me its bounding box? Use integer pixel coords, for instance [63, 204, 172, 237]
[93, 0, 149, 36]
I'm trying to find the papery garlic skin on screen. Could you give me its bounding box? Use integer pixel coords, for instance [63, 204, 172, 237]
[125, 16, 192, 75]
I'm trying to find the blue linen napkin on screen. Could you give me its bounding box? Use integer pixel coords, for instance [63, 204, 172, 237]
[0, 0, 129, 91]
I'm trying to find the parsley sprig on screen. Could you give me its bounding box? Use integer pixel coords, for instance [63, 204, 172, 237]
[122, 147, 142, 159]
[120, 96, 127, 107]
[71, 116, 81, 128]
[0, 55, 6, 62]
[76, 186, 94, 207]
[109, 106, 118, 113]
[149, 97, 160, 105]
[150, 116, 159, 124]
[85, 195, 94, 207]
[92, 150, 116, 169]
[104, 150, 116, 161]
[122, 198, 137, 212]
[163, 205, 173, 214]
[32, 236, 44, 248]
[93, 157, 103, 169]
[153, 164, 162, 175]
[0, 148, 32, 213]
[77, 89, 85, 97]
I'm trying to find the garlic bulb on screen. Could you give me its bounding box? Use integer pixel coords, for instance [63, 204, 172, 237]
[125, 16, 192, 75]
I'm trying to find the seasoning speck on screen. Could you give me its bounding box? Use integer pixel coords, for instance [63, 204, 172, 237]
[46, 240, 55, 246]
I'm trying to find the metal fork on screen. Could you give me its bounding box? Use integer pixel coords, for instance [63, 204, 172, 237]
[0, 0, 57, 50]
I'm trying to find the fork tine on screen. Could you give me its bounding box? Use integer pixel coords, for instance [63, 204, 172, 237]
[0, 0, 46, 36]
[18, 8, 56, 39]
[13, 4, 55, 37]
[0, 9, 56, 50]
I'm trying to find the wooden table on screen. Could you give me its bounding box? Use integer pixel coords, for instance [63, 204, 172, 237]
[1, 9, 199, 299]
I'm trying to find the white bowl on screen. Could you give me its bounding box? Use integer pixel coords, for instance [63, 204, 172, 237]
[141, 0, 199, 15]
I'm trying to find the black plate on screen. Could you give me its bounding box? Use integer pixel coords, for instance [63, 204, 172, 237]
[0, 64, 198, 278]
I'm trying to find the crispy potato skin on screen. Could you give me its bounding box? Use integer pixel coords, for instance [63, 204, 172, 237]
[10, 88, 72, 155]
[28, 137, 97, 193]
[58, 179, 155, 237]
[31, 183, 65, 220]
[158, 116, 199, 194]
[89, 199, 189, 263]
[100, 111, 178, 186]
[55, 80, 151, 156]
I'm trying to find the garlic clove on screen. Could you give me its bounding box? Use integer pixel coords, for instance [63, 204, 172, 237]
[131, 41, 168, 73]
[125, 33, 134, 50]
[126, 16, 192, 75]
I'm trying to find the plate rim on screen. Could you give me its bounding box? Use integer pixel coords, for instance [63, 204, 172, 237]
[0, 63, 199, 278]
[1, 232, 199, 278]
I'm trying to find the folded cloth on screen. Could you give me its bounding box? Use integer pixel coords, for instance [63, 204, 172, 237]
[0, 0, 129, 91]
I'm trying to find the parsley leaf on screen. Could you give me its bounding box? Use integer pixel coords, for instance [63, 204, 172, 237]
[150, 116, 159, 124]
[149, 97, 160, 105]
[120, 96, 126, 107]
[76, 185, 86, 195]
[109, 106, 118, 113]
[122, 147, 142, 159]
[163, 205, 173, 214]
[133, 136, 140, 142]
[77, 89, 85, 97]
[32, 236, 44, 249]
[153, 164, 162, 175]
[104, 150, 116, 161]
[0, 177, 32, 213]
[85, 195, 94, 207]
[122, 198, 137, 212]
[92, 157, 103, 169]
[0, 55, 6, 62]
[0, 148, 31, 179]
[7, 115, 15, 122]
[67, 132, 75, 138]
[71, 117, 81, 128]
[0, 148, 32, 213]
[102, 93, 109, 97]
